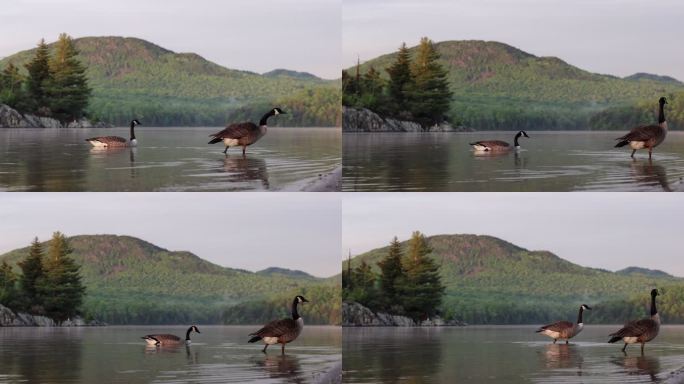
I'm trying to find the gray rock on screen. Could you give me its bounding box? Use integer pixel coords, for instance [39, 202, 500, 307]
[0, 103, 110, 128]
[342, 301, 466, 327]
[0, 104, 32, 127]
[0, 303, 104, 327]
[342, 107, 470, 133]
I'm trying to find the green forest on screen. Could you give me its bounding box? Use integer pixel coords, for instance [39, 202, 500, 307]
[345, 39, 684, 130]
[345, 233, 684, 325]
[343, 232, 445, 321]
[0, 234, 341, 325]
[0, 36, 341, 127]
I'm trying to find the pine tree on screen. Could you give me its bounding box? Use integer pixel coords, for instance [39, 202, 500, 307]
[0, 261, 19, 308]
[41, 232, 86, 323]
[408, 37, 452, 127]
[386, 42, 413, 115]
[18, 237, 46, 313]
[377, 236, 404, 310]
[0, 62, 29, 111]
[348, 260, 378, 307]
[47, 33, 91, 122]
[24, 39, 52, 114]
[401, 231, 445, 321]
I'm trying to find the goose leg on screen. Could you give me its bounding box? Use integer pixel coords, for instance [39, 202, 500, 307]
[553, 339, 557, 344]
[648, 148, 653, 160]
[223, 146, 228, 154]
[622, 343, 628, 352]
[242, 146, 247, 157]
[262, 344, 268, 354]
[565, 340, 569, 345]
[631, 149, 636, 158]
[281, 344, 285, 355]
[641, 343, 645, 354]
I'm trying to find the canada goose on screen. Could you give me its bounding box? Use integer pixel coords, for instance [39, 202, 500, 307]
[248, 295, 308, 354]
[609, 289, 660, 353]
[86, 119, 141, 147]
[142, 325, 200, 346]
[536, 304, 591, 344]
[470, 131, 530, 151]
[615, 97, 668, 159]
[208, 108, 286, 155]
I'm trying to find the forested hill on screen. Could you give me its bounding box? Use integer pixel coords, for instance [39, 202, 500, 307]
[349, 40, 684, 130]
[346, 234, 684, 324]
[0, 235, 341, 325]
[0, 36, 341, 127]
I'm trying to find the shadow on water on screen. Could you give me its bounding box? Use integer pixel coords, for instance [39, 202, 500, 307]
[252, 354, 305, 383]
[539, 344, 584, 371]
[628, 159, 672, 192]
[220, 155, 270, 189]
[611, 354, 660, 382]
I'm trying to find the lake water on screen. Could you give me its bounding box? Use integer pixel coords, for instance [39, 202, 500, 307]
[0, 325, 341, 383]
[343, 325, 684, 383]
[343, 131, 684, 191]
[0, 127, 340, 192]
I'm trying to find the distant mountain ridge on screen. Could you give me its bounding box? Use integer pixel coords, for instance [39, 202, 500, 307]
[0, 234, 340, 325]
[0, 36, 341, 126]
[346, 233, 683, 324]
[624, 72, 683, 85]
[349, 40, 684, 130]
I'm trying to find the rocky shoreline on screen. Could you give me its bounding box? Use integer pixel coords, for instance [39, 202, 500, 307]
[0, 304, 104, 327]
[0, 103, 109, 128]
[342, 106, 471, 133]
[342, 301, 466, 327]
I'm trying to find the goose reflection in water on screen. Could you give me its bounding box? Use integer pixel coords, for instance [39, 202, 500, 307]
[253, 354, 304, 383]
[540, 344, 583, 372]
[612, 354, 660, 382]
[221, 155, 269, 189]
[630, 159, 672, 192]
[90, 146, 138, 179]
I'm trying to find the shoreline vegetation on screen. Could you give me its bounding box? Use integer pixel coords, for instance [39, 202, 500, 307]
[0, 35, 341, 128]
[1, 234, 341, 326]
[342, 301, 466, 327]
[344, 38, 684, 131]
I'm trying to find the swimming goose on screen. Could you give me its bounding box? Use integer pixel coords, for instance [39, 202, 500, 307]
[208, 108, 286, 155]
[86, 119, 141, 147]
[142, 325, 200, 346]
[609, 289, 660, 353]
[248, 295, 308, 354]
[470, 130, 529, 151]
[615, 97, 668, 159]
[536, 304, 591, 344]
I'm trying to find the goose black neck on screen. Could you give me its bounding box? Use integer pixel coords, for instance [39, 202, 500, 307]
[514, 132, 522, 147]
[651, 294, 658, 316]
[291, 298, 300, 320]
[259, 111, 274, 127]
[577, 307, 584, 324]
[185, 326, 193, 341]
[130, 121, 136, 140]
[658, 102, 666, 124]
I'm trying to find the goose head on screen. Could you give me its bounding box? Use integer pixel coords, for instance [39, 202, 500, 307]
[272, 107, 287, 116]
[518, 130, 530, 138]
[580, 304, 592, 311]
[651, 288, 659, 297]
[295, 295, 309, 303]
[191, 325, 201, 333]
[659, 97, 668, 106]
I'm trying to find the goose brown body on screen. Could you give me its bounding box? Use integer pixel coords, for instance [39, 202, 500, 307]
[615, 97, 668, 159]
[536, 304, 591, 344]
[608, 289, 660, 353]
[249, 295, 308, 354]
[142, 325, 200, 346]
[86, 119, 140, 147]
[470, 131, 529, 151]
[208, 108, 285, 155]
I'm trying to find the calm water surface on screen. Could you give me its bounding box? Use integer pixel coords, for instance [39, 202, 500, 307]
[343, 326, 684, 383]
[343, 131, 684, 191]
[0, 325, 340, 383]
[0, 127, 340, 191]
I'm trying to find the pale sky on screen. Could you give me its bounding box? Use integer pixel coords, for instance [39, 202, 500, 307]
[344, 0, 684, 81]
[343, 193, 684, 277]
[0, 0, 341, 79]
[0, 193, 341, 277]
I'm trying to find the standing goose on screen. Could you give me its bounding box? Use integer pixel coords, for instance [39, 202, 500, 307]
[609, 289, 660, 353]
[208, 108, 286, 155]
[248, 295, 308, 354]
[142, 325, 200, 346]
[86, 119, 141, 147]
[536, 304, 592, 344]
[470, 130, 530, 151]
[615, 97, 668, 159]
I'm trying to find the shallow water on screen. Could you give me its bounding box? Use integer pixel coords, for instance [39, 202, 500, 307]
[343, 325, 684, 383]
[0, 325, 341, 383]
[0, 127, 340, 191]
[342, 131, 684, 191]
